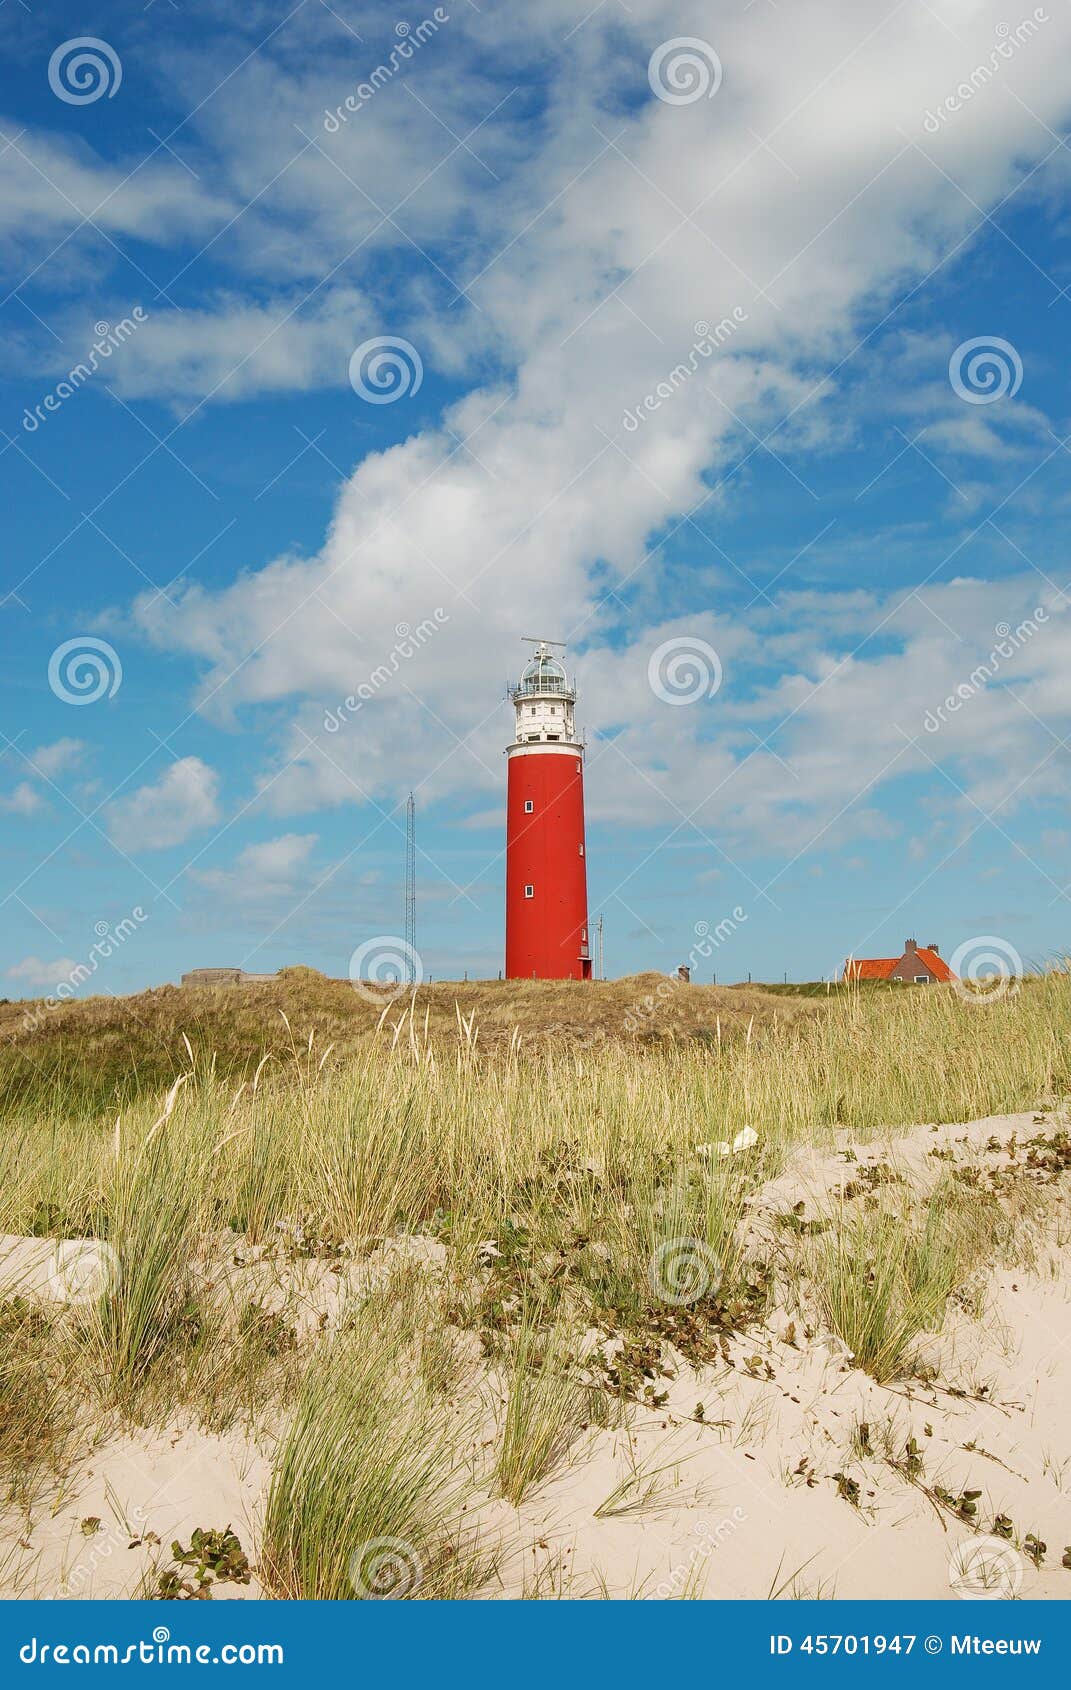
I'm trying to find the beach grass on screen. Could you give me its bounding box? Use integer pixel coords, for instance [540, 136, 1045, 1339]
[1, 969, 1069, 1592]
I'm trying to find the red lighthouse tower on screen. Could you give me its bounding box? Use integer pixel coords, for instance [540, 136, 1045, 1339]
[505, 640, 591, 980]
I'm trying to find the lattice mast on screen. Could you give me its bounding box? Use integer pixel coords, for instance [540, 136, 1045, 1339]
[405, 791, 416, 980]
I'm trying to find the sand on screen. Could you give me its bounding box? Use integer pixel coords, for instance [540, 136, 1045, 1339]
[2, 1112, 1068, 1601]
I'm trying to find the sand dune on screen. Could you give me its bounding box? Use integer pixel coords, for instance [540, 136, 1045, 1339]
[2, 1111, 1067, 1601]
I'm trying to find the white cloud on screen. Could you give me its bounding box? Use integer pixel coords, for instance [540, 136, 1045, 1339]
[0, 122, 229, 263]
[112, 1, 1071, 857]
[193, 832, 318, 898]
[28, 738, 85, 778]
[0, 782, 43, 816]
[0, 741, 86, 815]
[5, 956, 78, 988]
[146, 6, 536, 298]
[106, 757, 221, 851]
[101, 286, 372, 403]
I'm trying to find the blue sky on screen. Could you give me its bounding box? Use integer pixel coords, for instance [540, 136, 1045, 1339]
[4, 0, 1071, 997]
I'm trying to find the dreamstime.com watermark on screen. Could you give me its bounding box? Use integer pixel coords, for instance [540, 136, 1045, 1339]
[649, 1512, 747, 1597]
[323, 12, 449, 130]
[48, 636, 123, 705]
[648, 635, 723, 706]
[53, 1509, 149, 1598]
[622, 311, 748, 434]
[692, 908, 747, 966]
[22, 313, 147, 432]
[922, 609, 1047, 734]
[323, 612, 448, 731]
[19, 910, 149, 1034]
[948, 1534, 1026, 1599]
[949, 335, 1022, 404]
[923, 11, 1049, 132]
[949, 935, 1024, 1004]
[48, 37, 122, 104]
[47, 1239, 121, 1306]
[649, 1236, 721, 1305]
[348, 1536, 423, 1598]
[648, 38, 723, 105]
[349, 336, 423, 403]
[18, 1631, 283, 1666]
[348, 937, 423, 1004]
[623, 908, 747, 1035]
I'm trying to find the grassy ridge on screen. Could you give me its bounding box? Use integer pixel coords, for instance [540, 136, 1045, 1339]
[1, 974, 1069, 1595]
[0, 968, 818, 1122]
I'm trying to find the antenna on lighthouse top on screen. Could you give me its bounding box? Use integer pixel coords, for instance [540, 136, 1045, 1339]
[513, 638, 575, 701]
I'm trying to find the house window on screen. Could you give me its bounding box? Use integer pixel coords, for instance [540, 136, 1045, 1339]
[914, 975, 930, 984]
[524, 800, 534, 813]
[524, 884, 534, 899]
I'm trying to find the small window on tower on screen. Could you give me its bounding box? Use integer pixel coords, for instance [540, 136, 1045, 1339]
[530, 705, 536, 714]
[579, 843, 584, 855]
[524, 884, 534, 899]
[524, 800, 534, 813]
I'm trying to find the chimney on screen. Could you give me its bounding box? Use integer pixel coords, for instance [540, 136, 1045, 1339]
[927, 941, 939, 953]
[904, 938, 917, 952]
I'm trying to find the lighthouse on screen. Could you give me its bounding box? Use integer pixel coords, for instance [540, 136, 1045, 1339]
[505, 639, 591, 980]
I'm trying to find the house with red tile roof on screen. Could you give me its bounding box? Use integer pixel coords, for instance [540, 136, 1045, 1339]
[843, 938, 956, 985]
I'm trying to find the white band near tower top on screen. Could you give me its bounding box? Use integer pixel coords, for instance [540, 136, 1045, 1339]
[506, 742, 584, 758]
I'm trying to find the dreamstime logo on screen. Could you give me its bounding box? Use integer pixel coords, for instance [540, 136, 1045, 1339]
[623, 907, 746, 1033]
[949, 336, 1022, 404]
[349, 336, 424, 404]
[348, 1536, 423, 1599]
[323, 611, 449, 732]
[323, 11, 450, 130]
[693, 911, 747, 955]
[47, 1239, 120, 1305]
[48, 38, 122, 104]
[949, 935, 1023, 1004]
[349, 936, 423, 1003]
[19, 908, 149, 1035]
[648, 636, 722, 705]
[650, 1512, 747, 1599]
[48, 637, 122, 705]
[922, 608, 1047, 735]
[22, 312, 147, 433]
[56, 1507, 149, 1596]
[622, 312, 748, 433]
[923, 11, 1050, 132]
[648, 1236, 720, 1306]
[948, 1535, 1025, 1599]
[648, 38, 723, 105]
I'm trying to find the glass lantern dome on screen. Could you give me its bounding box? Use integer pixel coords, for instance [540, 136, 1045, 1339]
[513, 648, 575, 699]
